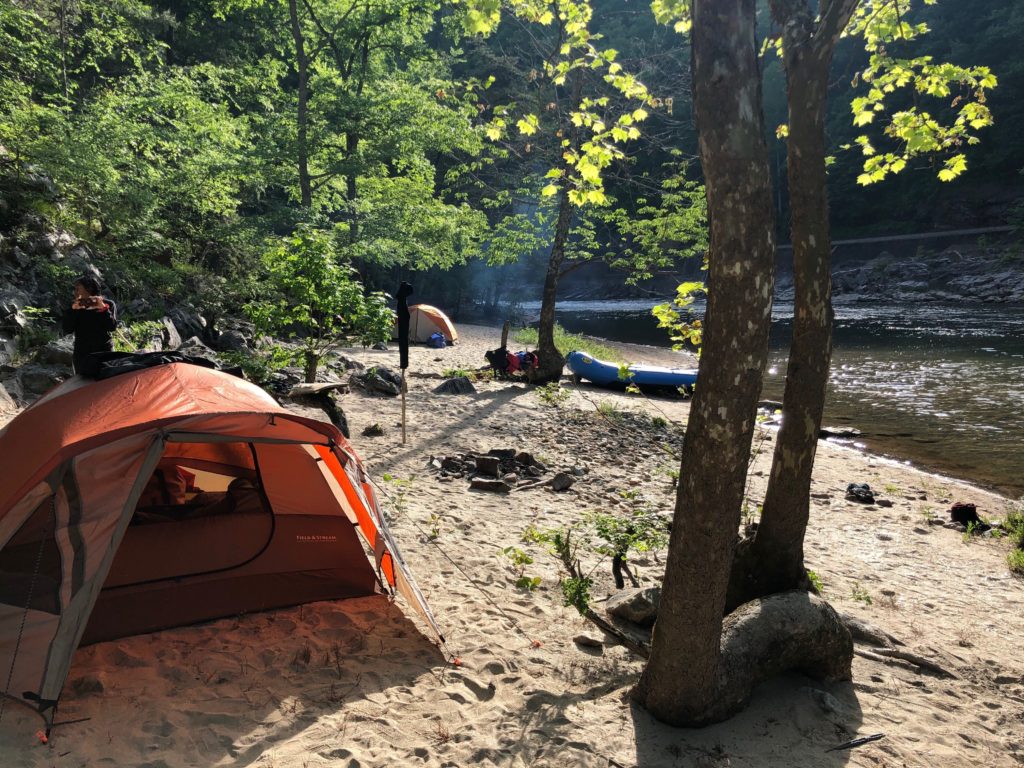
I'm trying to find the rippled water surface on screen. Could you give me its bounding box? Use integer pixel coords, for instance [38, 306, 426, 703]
[538, 299, 1024, 497]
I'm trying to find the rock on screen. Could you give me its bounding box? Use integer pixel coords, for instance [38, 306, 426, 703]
[0, 382, 17, 415]
[605, 587, 661, 627]
[514, 451, 544, 470]
[160, 316, 181, 350]
[573, 634, 603, 649]
[876, 499, 894, 508]
[486, 448, 517, 460]
[266, 368, 303, 395]
[0, 307, 27, 332]
[362, 423, 385, 437]
[475, 455, 501, 477]
[372, 341, 388, 351]
[820, 426, 861, 439]
[30, 230, 75, 256]
[355, 366, 401, 396]
[501, 472, 519, 486]
[167, 308, 206, 342]
[441, 457, 463, 472]
[35, 338, 74, 367]
[6, 246, 30, 269]
[123, 298, 152, 317]
[469, 478, 511, 493]
[18, 364, 68, 397]
[334, 354, 365, 372]
[433, 376, 476, 395]
[177, 336, 216, 359]
[428, 457, 442, 470]
[216, 329, 250, 352]
[550, 472, 575, 492]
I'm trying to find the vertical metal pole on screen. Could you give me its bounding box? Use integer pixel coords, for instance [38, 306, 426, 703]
[401, 370, 407, 444]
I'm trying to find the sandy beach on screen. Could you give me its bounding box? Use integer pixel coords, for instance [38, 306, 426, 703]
[2, 324, 1022, 767]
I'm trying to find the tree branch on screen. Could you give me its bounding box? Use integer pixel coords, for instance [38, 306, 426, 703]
[814, 0, 861, 51]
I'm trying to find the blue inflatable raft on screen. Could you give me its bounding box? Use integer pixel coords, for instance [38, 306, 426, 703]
[566, 350, 697, 392]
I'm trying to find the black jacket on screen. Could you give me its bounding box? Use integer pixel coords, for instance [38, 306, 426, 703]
[61, 299, 118, 376]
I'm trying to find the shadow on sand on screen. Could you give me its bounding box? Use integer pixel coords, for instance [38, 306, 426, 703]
[0, 595, 446, 766]
[630, 673, 865, 767]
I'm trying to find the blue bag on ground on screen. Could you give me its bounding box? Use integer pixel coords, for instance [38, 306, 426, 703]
[427, 332, 447, 349]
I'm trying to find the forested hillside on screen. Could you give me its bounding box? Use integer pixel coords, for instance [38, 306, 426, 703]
[0, 0, 1019, 325]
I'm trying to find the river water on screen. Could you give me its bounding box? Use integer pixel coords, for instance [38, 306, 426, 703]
[529, 299, 1024, 498]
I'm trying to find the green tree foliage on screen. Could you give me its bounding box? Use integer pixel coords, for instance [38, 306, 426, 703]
[841, 0, 996, 186]
[813, 0, 1018, 233]
[207, 0, 489, 274]
[245, 227, 394, 381]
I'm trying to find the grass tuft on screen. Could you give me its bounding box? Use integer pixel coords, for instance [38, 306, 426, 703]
[513, 323, 623, 362]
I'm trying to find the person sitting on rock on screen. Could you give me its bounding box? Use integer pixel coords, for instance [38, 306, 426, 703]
[61, 275, 118, 377]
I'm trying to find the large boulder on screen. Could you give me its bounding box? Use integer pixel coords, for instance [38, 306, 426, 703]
[18, 364, 69, 398]
[0, 334, 16, 367]
[36, 338, 74, 367]
[605, 587, 661, 628]
[160, 316, 181, 350]
[0, 287, 32, 317]
[215, 329, 250, 352]
[433, 376, 476, 395]
[353, 366, 402, 396]
[177, 336, 217, 359]
[0, 307, 28, 333]
[167, 308, 206, 342]
[3, 246, 30, 269]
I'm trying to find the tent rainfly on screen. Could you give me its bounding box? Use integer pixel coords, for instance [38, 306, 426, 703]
[0, 363, 441, 733]
[407, 304, 458, 344]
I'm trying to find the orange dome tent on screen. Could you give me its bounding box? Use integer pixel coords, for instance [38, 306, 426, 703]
[408, 304, 457, 344]
[0, 364, 441, 732]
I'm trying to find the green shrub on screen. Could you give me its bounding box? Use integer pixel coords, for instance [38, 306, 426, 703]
[112, 320, 164, 352]
[219, 345, 292, 384]
[536, 382, 571, 407]
[245, 228, 395, 382]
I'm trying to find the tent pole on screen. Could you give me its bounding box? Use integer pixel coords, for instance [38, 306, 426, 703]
[401, 369, 407, 445]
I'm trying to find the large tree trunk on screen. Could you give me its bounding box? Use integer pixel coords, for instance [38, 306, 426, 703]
[632, 0, 777, 727]
[288, 0, 312, 208]
[728, 0, 859, 611]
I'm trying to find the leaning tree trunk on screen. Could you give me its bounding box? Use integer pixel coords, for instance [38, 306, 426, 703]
[288, 0, 312, 208]
[533, 183, 573, 382]
[728, 0, 859, 611]
[532, 71, 583, 384]
[632, 0, 777, 727]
